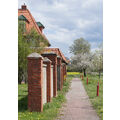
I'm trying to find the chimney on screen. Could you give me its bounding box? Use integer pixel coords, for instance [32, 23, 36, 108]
[21, 3, 27, 10]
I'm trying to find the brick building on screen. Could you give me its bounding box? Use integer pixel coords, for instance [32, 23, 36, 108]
[18, 4, 50, 46]
[19, 4, 68, 112]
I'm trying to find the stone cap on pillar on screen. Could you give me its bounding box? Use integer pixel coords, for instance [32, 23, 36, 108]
[62, 63, 66, 66]
[43, 57, 52, 63]
[57, 55, 61, 59]
[27, 52, 43, 59]
[43, 64, 47, 67]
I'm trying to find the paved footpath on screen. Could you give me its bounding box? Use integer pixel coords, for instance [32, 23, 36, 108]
[57, 78, 99, 120]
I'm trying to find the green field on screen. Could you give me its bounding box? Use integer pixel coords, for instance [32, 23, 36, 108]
[18, 72, 103, 120]
[18, 75, 72, 120]
[81, 73, 103, 120]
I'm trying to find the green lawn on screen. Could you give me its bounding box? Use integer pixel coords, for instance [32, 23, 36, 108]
[18, 72, 103, 120]
[81, 73, 103, 120]
[18, 75, 72, 120]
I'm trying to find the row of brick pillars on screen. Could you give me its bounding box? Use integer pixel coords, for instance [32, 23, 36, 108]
[41, 52, 57, 97]
[27, 52, 67, 112]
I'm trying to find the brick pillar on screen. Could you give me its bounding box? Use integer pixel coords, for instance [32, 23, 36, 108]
[63, 63, 67, 81]
[41, 52, 57, 97]
[61, 64, 63, 90]
[43, 57, 52, 102]
[64, 64, 67, 81]
[57, 56, 62, 90]
[62, 64, 64, 82]
[65, 65, 67, 77]
[27, 53, 43, 112]
[62, 63, 65, 81]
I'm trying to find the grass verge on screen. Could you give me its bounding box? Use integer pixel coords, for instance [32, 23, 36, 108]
[18, 75, 72, 120]
[81, 73, 103, 120]
[67, 72, 103, 120]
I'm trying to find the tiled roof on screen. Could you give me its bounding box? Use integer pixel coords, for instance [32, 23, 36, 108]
[18, 6, 50, 46]
[44, 48, 69, 64]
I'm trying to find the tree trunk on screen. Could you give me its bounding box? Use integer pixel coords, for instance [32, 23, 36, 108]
[83, 69, 86, 77]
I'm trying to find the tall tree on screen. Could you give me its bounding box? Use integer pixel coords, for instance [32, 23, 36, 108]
[24, 28, 48, 53]
[92, 44, 103, 78]
[69, 38, 91, 76]
[71, 53, 93, 77]
[18, 24, 31, 84]
[18, 21, 47, 84]
[69, 38, 90, 55]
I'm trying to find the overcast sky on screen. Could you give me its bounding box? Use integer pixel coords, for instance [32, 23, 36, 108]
[18, 0, 103, 58]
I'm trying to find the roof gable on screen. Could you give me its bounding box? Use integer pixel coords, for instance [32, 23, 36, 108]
[18, 5, 50, 46]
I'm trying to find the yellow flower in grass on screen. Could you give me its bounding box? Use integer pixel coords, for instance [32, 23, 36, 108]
[67, 72, 79, 75]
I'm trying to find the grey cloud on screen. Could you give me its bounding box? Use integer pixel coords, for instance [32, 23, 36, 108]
[18, 0, 103, 58]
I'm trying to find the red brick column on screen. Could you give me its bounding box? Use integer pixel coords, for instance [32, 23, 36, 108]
[63, 64, 67, 81]
[57, 56, 62, 90]
[61, 64, 63, 90]
[65, 65, 67, 76]
[62, 63, 65, 81]
[65, 65, 67, 78]
[27, 53, 43, 112]
[64, 64, 67, 80]
[41, 53, 57, 97]
[62, 64, 64, 87]
[43, 57, 52, 102]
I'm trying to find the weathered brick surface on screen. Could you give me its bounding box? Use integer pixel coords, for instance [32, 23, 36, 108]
[41, 53, 57, 97]
[44, 48, 69, 64]
[63, 63, 67, 81]
[57, 56, 61, 65]
[61, 65, 63, 90]
[27, 53, 43, 112]
[43, 58, 52, 102]
[65, 65, 67, 76]
[57, 57, 62, 90]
